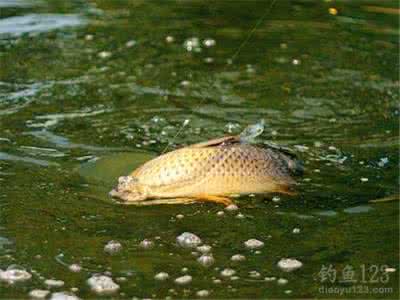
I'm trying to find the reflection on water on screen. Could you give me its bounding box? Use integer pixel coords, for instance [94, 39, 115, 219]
[0, 151, 59, 166]
[0, 14, 84, 37]
[0, 0, 37, 8]
[0, 0, 398, 298]
[79, 152, 154, 202]
[343, 205, 374, 214]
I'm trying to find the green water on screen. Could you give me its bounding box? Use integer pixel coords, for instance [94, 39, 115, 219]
[0, 0, 399, 298]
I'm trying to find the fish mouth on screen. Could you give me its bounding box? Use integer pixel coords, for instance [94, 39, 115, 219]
[109, 187, 130, 202]
[109, 189, 196, 206]
[109, 186, 147, 203]
[109, 175, 148, 203]
[109, 175, 134, 202]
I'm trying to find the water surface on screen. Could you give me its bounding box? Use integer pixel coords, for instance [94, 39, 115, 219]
[0, 0, 398, 298]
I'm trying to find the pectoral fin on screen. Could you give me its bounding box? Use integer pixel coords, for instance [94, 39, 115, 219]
[194, 194, 233, 206]
[275, 183, 297, 196]
[189, 136, 240, 148]
[117, 197, 197, 206]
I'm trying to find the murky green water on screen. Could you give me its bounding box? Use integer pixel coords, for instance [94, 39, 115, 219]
[0, 0, 399, 298]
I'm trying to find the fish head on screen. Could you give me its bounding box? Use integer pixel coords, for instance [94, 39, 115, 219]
[109, 176, 149, 202]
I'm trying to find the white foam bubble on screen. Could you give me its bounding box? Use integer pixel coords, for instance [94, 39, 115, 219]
[277, 278, 288, 285]
[154, 272, 169, 281]
[203, 39, 216, 47]
[244, 239, 264, 249]
[196, 245, 211, 254]
[104, 240, 122, 254]
[29, 289, 50, 299]
[174, 275, 192, 285]
[176, 232, 202, 248]
[249, 271, 261, 278]
[87, 275, 120, 295]
[231, 254, 246, 262]
[220, 268, 236, 277]
[225, 204, 239, 211]
[183, 37, 201, 52]
[165, 36, 175, 43]
[0, 267, 32, 284]
[213, 278, 221, 284]
[236, 213, 245, 219]
[277, 258, 303, 272]
[98, 51, 111, 58]
[68, 264, 82, 273]
[196, 290, 210, 297]
[264, 276, 276, 281]
[50, 292, 80, 300]
[139, 239, 154, 249]
[125, 40, 136, 48]
[197, 254, 215, 267]
[45, 279, 65, 288]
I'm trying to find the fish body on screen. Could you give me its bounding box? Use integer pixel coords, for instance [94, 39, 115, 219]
[110, 135, 302, 205]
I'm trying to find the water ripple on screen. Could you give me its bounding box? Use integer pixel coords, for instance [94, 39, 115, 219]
[0, 151, 58, 167]
[0, 14, 85, 38]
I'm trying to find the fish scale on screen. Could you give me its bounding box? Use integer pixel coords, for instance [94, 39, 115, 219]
[132, 143, 297, 195]
[133, 147, 218, 187]
[110, 128, 302, 204]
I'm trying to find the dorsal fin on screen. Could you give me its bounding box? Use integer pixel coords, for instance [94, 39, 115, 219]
[189, 136, 240, 148]
[264, 142, 298, 159]
[187, 121, 265, 149]
[239, 120, 265, 143]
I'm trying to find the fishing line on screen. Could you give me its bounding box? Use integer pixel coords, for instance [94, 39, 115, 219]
[161, 0, 277, 154]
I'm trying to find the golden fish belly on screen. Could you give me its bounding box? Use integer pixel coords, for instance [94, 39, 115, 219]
[131, 144, 296, 198]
